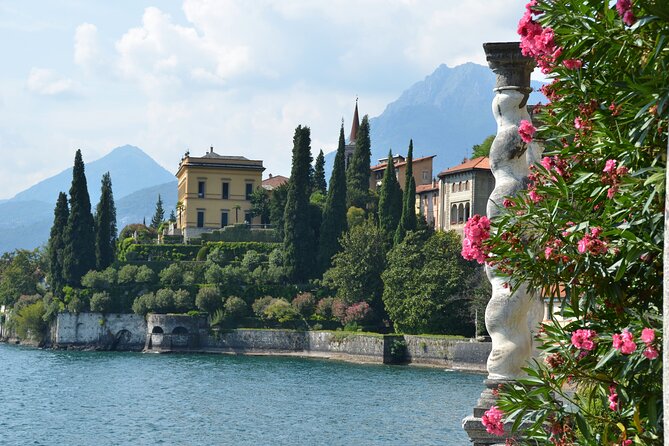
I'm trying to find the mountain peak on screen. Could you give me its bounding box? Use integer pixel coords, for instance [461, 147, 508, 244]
[11, 144, 175, 205]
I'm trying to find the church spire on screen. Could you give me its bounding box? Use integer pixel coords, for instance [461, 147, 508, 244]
[349, 97, 360, 143]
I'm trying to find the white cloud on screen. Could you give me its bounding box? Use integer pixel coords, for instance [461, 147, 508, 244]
[26, 68, 74, 95]
[74, 23, 102, 72]
[115, 6, 251, 94]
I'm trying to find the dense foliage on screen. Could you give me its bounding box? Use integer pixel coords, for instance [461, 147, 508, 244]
[472, 1, 668, 444]
[62, 149, 96, 286]
[318, 124, 348, 274]
[383, 231, 479, 335]
[346, 115, 372, 209]
[47, 192, 69, 297]
[283, 125, 316, 283]
[95, 172, 117, 270]
[394, 140, 417, 245]
[313, 149, 327, 195]
[377, 150, 403, 243]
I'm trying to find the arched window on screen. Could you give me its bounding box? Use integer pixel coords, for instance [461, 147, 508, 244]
[450, 204, 457, 224]
[465, 202, 471, 221]
[451, 183, 456, 193]
[151, 326, 164, 334]
[465, 180, 470, 191]
[458, 203, 464, 224]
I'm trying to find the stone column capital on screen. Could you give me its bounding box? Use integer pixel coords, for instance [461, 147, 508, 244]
[483, 42, 535, 105]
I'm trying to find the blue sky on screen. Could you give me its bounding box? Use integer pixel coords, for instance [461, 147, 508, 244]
[0, 0, 531, 199]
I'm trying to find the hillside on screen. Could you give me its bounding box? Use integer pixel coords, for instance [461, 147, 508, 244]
[0, 146, 177, 254]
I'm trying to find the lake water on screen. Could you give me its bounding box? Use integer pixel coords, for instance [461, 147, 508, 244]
[0, 344, 483, 445]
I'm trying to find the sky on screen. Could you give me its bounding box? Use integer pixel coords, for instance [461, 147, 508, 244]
[0, 0, 532, 200]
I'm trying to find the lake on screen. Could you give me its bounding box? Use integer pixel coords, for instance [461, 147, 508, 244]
[0, 344, 483, 445]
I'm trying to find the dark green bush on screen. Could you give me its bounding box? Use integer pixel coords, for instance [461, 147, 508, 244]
[90, 291, 113, 313]
[196, 286, 221, 314]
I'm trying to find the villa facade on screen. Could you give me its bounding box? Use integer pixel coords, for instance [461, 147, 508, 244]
[175, 147, 265, 241]
[436, 156, 494, 237]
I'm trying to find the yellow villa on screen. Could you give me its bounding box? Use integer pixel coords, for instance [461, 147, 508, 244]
[175, 147, 265, 241]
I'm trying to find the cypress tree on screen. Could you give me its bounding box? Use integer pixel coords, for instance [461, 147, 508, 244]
[62, 149, 97, 286]
[48, 192, 69, 296]
[95, 172, 117, 270]
[150, 195, 165, 229]
[394, 140, 417, 245]
[378, 150, 402, 241]
[313, 149, 327, 195]
[318, 124, 348, 274]
[346, 115, 371, 209]
[283, 125, 315, 283]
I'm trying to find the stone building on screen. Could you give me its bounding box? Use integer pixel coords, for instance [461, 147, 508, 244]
[437, 157, 494, 236]
[175, 147, 265, 241]
[369, 154, 436, 193]
[416, 180, 439, 228]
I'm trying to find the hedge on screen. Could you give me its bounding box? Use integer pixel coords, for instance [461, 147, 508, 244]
[119, 241, 280, 263]
[200, 224, 280, 243]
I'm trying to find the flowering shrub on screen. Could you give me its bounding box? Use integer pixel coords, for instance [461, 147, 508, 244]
[474, 0, 667, 444]
[342, 301, 371, 325]
[461, 214, 491, 264]
[481, 406, 505, 436]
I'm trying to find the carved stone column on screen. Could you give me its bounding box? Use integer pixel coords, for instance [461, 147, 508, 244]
[462, 42, 543, 445]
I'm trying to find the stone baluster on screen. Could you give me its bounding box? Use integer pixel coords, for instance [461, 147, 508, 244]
[463, 41, 544, 446]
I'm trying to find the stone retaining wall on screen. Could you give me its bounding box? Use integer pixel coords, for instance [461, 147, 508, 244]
[39, 312, 490, 371]
[52, 312, 146, 350]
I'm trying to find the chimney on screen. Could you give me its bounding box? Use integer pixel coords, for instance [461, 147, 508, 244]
[269, 173, 273, 178]
[210, 146, 214, 153]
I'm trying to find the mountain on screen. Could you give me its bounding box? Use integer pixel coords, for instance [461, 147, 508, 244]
[11, 145, 175, 205]
[326, 62, 545, 178]
[0, 145, 178, 254]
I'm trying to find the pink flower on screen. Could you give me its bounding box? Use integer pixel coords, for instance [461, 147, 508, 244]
[518, 119, 536, 143]
[502, 198, 514, 208]
[643, 346, 659, 360]
[613, 330, 637, 354]
[563, 59, 583, 70]
[577, 227, 607, 256]
[528, 190, 542, 203]
[608, 385, 618, 411]
[641, 328, 655, 344]
[462, 215, 491, 264]
[603, 159, 617, 173]
[544, 247, 553, 259]
[571, 329, 597, 351]
[540, 156, 552, 170]
[574, 117, 587, 129]
[616, 0, 636, 26]
[481, 406, 505, 436]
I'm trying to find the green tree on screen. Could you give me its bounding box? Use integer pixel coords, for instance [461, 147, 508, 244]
[313, 149, 327, 194]
[269, 182, 289, 239]
[47, 192, 69, 296]
[471, 134, 495, 158]
[95, 172, 117, 270]
[317, 124, 348, 273]
[150, 194, 165, 229]
[0, 249, 45, 306]
[377, 150, 403, 242]
[249, 187, 270, 224]
[323, 219, 386, 318]
[394, 139, 416, 245]
[382, 231, 479, 334]
[346, 115, 371, 209]
[62, 149, 96, 286]
[283, 125, 315, 283]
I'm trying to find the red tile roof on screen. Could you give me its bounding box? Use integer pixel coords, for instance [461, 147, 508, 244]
[370, 155, 436, 172]
[438, 157, 490, 177]
[416, 182, 439, 193]
[262, 175, 289, 190]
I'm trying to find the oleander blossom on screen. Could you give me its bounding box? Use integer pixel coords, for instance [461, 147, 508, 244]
[462, 215, 491, 264]
[518, 119, 536, 143]
[563, 59, 583, 70]
[641, 328, 659, 359]
[616, 0, 636, 26]
[613, 329, 637, 355]
[571, 329, 597, 351]
[601, 159, 629, 198]
[481, 406, 505, 436]
[608, 385, 618, 411]
[577, 227, 608, 256]
[518, 6, 560, 73]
